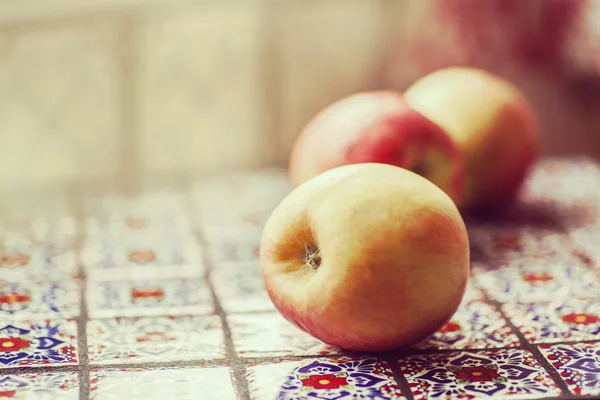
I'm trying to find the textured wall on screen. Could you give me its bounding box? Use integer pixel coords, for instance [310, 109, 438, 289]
[1, 0, 600, 195]
[0, 0, 391, 192]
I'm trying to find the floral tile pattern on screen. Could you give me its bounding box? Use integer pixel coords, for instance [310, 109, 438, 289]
[0, 371, 79, 399]
[228, 312, 341, 358]
[87, 315, 226, 364]
[414, 300, 521, 350]
[210, 263, 275, 314]
[504, 298, 600, 344]
[0, 246, 78, 281]
[1, 161, 599, 399]
[206, 239, 261, 266]
[86, 278, 214, 319]
[397, 349, 561, 399]
[473, 261, 598, 302]
[90, 366, 237, 399]
[468, 226, 576, 265]
[0, 320, 78, 368]
[247, 357, 403, 400]
[0, 280, 80, 320]
[80, 241, 203, 272]
[540, 342, 600, 396]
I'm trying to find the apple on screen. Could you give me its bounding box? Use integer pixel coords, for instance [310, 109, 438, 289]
[288, 91, 467, 205]
[260, 163, 470, 351]
[404, 67, 541, 213]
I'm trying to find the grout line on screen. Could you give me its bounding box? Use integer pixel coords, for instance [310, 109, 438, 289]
[533, 338, 600, 347]
[0, 365, 82, 376]
[88, 359, 231, 370]
[185, 185, 251, 400]
[67, 183, 91, 400]
[479, 289, 572, 396]
[384, 354, 415, 400]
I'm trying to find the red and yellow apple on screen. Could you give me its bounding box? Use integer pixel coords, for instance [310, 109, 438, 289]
[404, 67, 541, 212]
[260, 163, 470, 351]
[288, 91, 467, 205]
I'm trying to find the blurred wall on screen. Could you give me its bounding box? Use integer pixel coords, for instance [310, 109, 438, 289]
[1, 0, 600, 194]
[0, 0, 391, 192]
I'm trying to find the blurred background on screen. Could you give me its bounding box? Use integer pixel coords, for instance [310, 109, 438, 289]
[1, 0, 600, 198]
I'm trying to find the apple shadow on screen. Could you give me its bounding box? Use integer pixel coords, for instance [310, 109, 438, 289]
[463, 198, 566, 232]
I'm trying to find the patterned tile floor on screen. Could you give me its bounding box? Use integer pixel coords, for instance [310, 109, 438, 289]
[1, 159, 599, 399]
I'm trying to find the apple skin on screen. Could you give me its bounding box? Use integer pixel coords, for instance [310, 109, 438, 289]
[288, 91, 467, 205]
[404, 67, 541, 213]
[260, 163, 470, 352]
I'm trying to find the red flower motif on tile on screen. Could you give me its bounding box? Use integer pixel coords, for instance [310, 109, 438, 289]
[561, 312, 600, 325]
[136, 331, 176, 343]
[0, 291, 31, 306]
[522, 272, 554, 283]
[0, 390, 16, 397]
[439, 321, 461, 333]
[127, 250, 156, 264]
[0, 337, 31, 352]
[301, 374, 348, 390]
[130, 288, 164, 300]
[453, 366, 500, 383]
[0, 254, 30, 267]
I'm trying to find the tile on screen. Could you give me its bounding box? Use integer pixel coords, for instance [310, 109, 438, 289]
[0, 280, 80, 320]
[504, 298, 600, 344]
[414, 300, 520, 350]
[87, 278, 213, 318]
[84, 191, 194, 242]
[0, 246, 78, 281]
[207, 238, 260, 266]
[468, 226, 576, 265]
[523, 157, 600, 204]
[0, 22, 119, 187]
[85, 217, 195, 246]
[191, 168, 290, 206]
[474, 261, 598, 302]
[0, 320, 78, 368]
[192, 170, 290, 221]
[86, 264, 205, 283]
[210, 263, 275, 314]
[0, 215, 77, 251]
[229, 312, 341, 358]
[81, 240, 204, 275]
[88, 315, 226, 364]
[0, 371, 79, 400]
[397, 349, 560, 399]
[90, 366, 237, 400]
[139, 5, 267, 174]
[540, 342, 600, 396]
[203, 227, 263, 247]
[247, 357, 403, 400]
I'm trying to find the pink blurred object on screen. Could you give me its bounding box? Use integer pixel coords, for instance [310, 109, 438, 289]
[380, 0, 600, 159]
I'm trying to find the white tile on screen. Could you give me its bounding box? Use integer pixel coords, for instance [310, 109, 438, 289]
[0, 371, 79, 400]
[91, 366, 237, 400]
[229, 312, 341, 358]
[88, 315, 226, 364]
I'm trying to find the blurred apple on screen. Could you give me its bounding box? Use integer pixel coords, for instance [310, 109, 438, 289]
[288, 91, 467, 204]
[405, 67, 541, 212]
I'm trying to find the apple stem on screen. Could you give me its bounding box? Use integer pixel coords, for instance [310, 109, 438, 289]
[304, 243, 322, 270]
